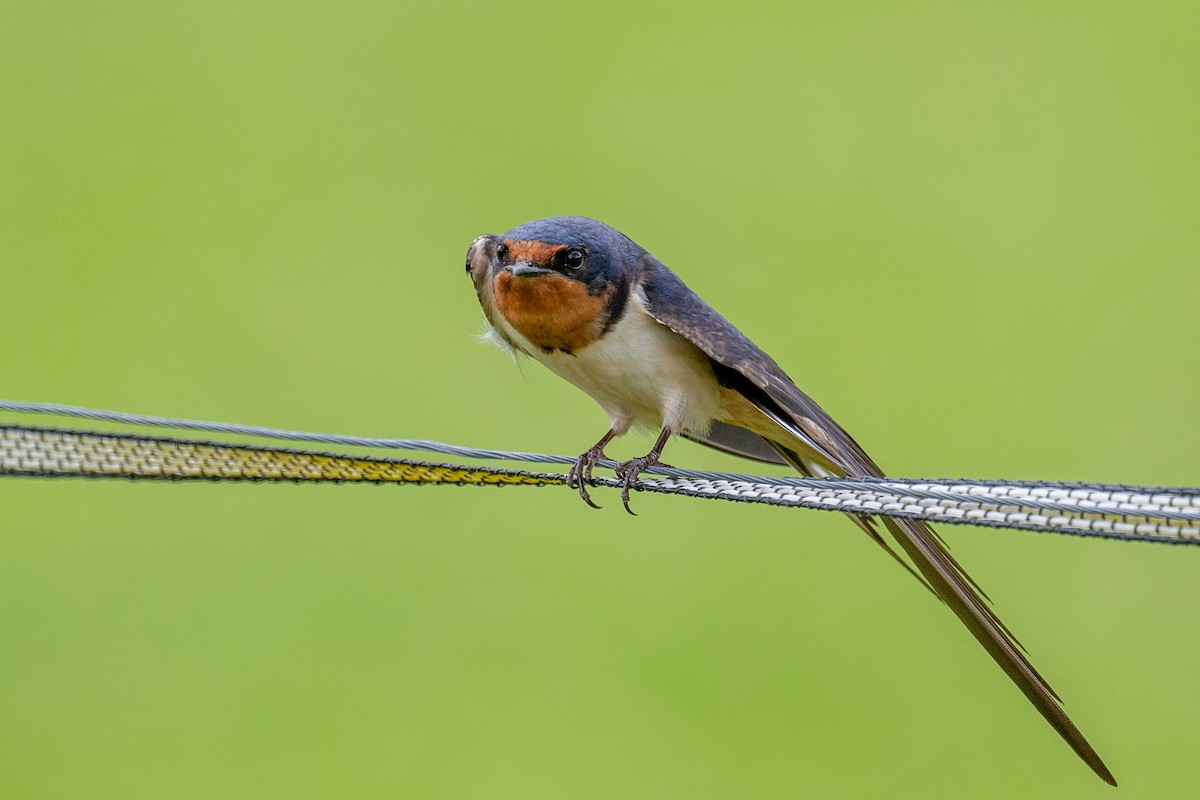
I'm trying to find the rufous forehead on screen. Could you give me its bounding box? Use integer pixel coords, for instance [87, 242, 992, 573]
[504, 239, 566, 263]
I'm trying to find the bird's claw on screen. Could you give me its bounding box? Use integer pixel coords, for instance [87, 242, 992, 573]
[567, 445, 608, 509]
[615, 454, 660, 515]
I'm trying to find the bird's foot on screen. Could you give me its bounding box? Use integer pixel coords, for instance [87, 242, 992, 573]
[567, 444, 609, 509]
[614, 453, 662, 515]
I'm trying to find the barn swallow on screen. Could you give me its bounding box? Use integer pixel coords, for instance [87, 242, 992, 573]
[465, 216, 1115, 785]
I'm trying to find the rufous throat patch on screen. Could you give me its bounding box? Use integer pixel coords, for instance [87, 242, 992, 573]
[494, 269, 610, 353]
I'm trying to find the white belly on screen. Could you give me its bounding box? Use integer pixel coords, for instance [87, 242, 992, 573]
[487, 288, 720, 435]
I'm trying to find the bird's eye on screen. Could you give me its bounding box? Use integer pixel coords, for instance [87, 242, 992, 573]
[563, 248, 585, 270]
[496, 242, 509, 261]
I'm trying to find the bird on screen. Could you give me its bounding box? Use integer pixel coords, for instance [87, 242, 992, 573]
[465, 215, 1115, 785]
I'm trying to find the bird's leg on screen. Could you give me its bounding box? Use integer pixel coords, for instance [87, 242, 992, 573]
[567, 428, 619, 509]
[615, 427, 673, 515]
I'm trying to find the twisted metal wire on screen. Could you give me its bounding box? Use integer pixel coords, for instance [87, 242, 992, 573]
[1, 400, 1197, 545]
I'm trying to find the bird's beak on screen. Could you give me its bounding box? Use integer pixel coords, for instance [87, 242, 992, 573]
[509, 261, 556, 278]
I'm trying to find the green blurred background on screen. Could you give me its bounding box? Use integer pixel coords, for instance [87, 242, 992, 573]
[2, 1, 1197, 797]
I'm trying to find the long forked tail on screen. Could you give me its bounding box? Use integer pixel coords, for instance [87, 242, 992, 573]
[881, 513, 1116, 785]
[724, 372, 1116, 784]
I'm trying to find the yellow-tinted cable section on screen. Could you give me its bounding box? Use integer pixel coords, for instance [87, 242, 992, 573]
[0, 425, 563, 487]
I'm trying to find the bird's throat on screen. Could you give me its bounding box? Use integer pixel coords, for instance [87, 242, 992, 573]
[493, 271, 610, 354]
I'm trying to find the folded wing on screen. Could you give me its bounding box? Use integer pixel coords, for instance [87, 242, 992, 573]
[637, 255, 1115, 785]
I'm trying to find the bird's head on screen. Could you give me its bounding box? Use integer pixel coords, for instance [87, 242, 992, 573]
[466, 217, 637, 354]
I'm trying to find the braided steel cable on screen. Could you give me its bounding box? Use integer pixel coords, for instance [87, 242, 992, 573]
[0, 399, 586, 467]
[1, 399, 1197, 546]
[0, 424, 560, 487]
